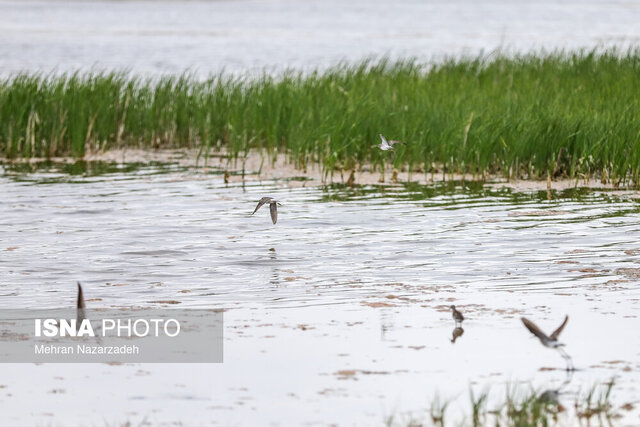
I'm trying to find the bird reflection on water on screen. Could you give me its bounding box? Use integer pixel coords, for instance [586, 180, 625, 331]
[537, 367, 574, 411]
[269, 247, 279, 286]
[450, 326, 464, 343]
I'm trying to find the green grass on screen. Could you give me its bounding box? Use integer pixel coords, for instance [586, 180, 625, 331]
[385, 380, 621, 427]
[3, 49, 640, 184]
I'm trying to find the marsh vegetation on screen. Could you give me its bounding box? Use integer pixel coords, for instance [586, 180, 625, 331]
[2, 49, 640, 185]
[387, 380, 620, 427]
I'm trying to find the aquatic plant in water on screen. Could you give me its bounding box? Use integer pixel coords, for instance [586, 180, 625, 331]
[384, 381, 621, 426]
[2, 49, 640, 185]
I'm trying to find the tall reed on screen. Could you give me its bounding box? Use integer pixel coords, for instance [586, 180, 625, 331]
[2, 49, 640, 182]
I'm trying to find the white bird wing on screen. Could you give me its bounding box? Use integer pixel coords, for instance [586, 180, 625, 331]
[379, 134, 390, 148]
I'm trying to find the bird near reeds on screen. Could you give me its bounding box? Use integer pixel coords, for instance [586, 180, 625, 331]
[450, 305, 464, 326]
[537, 368, 574, 408]
[537, 389, 561, 406]
[377, 134, 404, 151]
[537, 362, 573, 411]
[252, 197, 281, 224]
[521, 316, 574, 370]
[346, 169, 356, 187]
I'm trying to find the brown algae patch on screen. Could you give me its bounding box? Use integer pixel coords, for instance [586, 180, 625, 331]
[361, 301, 396, 308]
[333, 370, 393, 380]
[508, 210, 570, 217]
[616, 268, 640, 280]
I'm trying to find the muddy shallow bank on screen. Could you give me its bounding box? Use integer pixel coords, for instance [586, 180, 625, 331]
[1, 157, 640, 425]
[7, 148, 640, 194]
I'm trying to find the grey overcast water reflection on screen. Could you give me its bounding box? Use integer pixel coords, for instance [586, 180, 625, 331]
[2, 0, 640, 76]
[1, 162, 640, 424]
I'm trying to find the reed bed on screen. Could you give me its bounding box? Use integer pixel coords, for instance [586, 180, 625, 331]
[2, 49, 640, 183]
[386, 380, 620, 427]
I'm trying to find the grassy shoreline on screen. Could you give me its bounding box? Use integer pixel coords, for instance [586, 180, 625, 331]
[387, 380, 621, 427]
[7, 148, 640, 195]
[2, 49, 640, 184]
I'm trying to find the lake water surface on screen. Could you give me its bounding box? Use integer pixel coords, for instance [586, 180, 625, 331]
[2, 0, 640, 76]
[1, 161, 639, 425]
[2, 1, 640, 422]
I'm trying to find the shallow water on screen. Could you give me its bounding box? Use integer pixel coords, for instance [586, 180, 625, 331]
[1, 161, 640, 425]
[2, 0, 640, 76]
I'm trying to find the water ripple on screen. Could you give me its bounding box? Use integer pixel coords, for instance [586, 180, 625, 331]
[2, 162, 640, 311]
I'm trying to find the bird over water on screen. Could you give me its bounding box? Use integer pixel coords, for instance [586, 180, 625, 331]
[377, 133, 404, 151]
[521, 315, 574, 370]
[252, 197, 281, 224]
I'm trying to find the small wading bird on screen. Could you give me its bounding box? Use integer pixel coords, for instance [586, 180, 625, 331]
[521, 315, 574, 371]
[252, 197, 281, 224]
[450, 305, 464, 327]
[377, 133, 404, 151]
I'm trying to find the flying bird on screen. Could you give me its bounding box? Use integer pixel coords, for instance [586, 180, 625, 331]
[521, 316, 567, 348]
[377, 134, 404, 151]
[252, 197, 281, 224]
[450, 305, 464, 326]
[521, 316, 573, 370]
